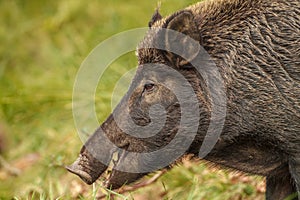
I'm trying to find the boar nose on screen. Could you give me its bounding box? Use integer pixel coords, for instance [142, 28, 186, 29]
[66, 145, 110, 185]
[66, 158, 95, 184]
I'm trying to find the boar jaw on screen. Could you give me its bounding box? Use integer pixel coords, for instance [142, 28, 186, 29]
[104, 150, 147, 189]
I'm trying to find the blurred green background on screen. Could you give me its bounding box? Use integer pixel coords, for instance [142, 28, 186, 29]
[0, 0, 264, 199]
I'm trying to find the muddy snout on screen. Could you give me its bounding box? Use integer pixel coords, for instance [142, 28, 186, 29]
[66, 146, 109, 185]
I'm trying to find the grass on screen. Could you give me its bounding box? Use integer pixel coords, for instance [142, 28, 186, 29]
[0, 0, 265, 199]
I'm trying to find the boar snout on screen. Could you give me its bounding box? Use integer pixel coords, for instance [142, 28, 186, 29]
[66, 146, 109, 184]
[66, 125, 117, 185]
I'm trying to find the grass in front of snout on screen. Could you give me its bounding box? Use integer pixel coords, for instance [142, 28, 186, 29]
[0, 0, 264, 199]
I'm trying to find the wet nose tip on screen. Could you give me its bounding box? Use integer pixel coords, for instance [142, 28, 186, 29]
[65, 161, 94, 185]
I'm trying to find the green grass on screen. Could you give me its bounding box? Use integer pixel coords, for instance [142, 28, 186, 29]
[0, 0, 264, 199]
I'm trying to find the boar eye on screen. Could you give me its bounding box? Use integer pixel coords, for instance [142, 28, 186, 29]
[144, 83, 155, 92]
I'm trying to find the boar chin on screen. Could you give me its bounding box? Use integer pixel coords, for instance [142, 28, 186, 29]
[104, 169, 146, 190]
[104, 150, 147, 189]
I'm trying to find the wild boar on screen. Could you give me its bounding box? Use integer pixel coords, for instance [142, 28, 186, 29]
[67, 0, 300, 199]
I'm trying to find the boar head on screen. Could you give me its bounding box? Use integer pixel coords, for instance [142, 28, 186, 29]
[67, 11, 217, 189]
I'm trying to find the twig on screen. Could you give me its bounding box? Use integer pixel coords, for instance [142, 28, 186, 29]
[97, 169, 167, 199]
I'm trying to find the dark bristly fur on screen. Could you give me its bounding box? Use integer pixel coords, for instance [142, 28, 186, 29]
[68, 0, 300, 199]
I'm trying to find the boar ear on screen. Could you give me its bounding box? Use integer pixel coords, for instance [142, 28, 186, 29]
[148, 8, 162, 28]
[164, 11, 200, 68]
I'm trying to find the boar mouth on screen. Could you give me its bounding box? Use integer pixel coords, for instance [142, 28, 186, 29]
[104, 149, 147, 190]
[104, 149, 128, 188]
